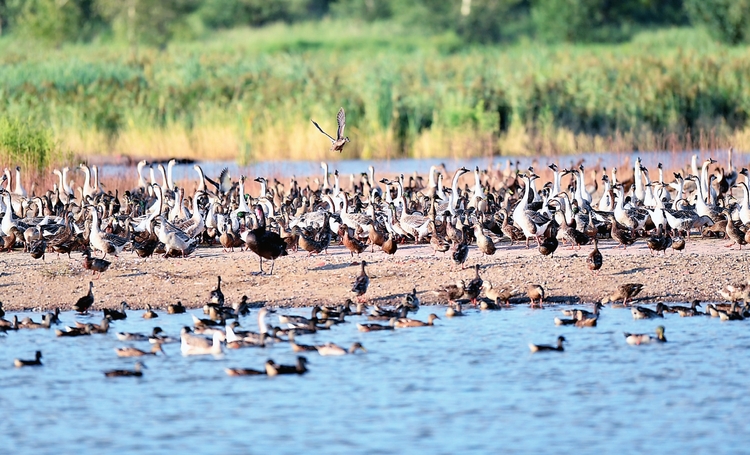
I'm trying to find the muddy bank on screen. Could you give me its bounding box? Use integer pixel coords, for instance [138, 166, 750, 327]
[0, 235, 747, 313]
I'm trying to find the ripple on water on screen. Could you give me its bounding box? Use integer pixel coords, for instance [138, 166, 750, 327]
[2, 303, 750, 453]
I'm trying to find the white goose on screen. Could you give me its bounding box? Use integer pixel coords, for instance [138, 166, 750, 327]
[180, 328, 224, 356]
[513, 173, 551, 247]
[89, 207, 128, 258]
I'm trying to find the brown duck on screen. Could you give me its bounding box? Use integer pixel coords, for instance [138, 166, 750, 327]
[311, 107, 350, 153]
[82, 248, 111, 279]
[587, 238, 603, 273]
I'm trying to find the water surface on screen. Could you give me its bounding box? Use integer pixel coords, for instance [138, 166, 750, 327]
[1, 304, 747, 454]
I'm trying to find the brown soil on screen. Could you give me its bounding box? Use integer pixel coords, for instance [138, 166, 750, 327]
[1, 236, 747, 313]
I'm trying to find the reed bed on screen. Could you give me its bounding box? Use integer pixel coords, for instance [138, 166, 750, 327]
[1, 25, 749, 165]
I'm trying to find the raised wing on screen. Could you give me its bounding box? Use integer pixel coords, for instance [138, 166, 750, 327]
[336, 107, 346, 140]
[311, 119, 335, 142]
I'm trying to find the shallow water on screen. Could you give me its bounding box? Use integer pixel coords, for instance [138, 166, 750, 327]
[2, 304, 748, 454]
[100, 149, 719, 183]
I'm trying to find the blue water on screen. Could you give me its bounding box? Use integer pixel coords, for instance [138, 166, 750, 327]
[98, 149, 725, 182]
[2, 304, 748, 454]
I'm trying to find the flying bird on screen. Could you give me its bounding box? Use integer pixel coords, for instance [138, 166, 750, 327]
[311, 107, 350, 153]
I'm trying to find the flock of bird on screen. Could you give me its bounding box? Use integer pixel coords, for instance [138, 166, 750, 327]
[3, 136, 750, 373]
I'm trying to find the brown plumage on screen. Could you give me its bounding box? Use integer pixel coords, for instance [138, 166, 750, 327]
[311, 107, 350, 153]
[245, 205, 288, 275]
[464, 264, 483, 305]
[608, 283, 644, 306]
[351, 260, 370, 302]
[340, 225, 366, 257]
[82, 248, 111, 279]
[527, 284, 545, 308]
[609, 216, 636, 249]
[265, 356, 309, 376]
[587, 238, 603, 273]
[74, 281, 94, 314]
[381, 232, 399, 255]
[104, 361, 146, 377]
[724, 212, 747, 249]
[293, 224, 330, 256]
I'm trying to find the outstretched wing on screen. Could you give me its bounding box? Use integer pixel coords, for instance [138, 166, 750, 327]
[336, 107, 346, 140]
[311, 119, 335, 142]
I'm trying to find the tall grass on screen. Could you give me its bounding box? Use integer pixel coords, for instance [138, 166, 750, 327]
[0, 116, 59, 172]
[0, 24, 748, 165]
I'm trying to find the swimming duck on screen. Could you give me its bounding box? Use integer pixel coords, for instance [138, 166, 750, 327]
[104, 361, 146, 378]
[670, 300, 703, 317]
[351, 260, 370, 302]
[86, 317, 111, 334]
[18, 314, 51, 330]
[483, 281, 512, 307]
[464, 264, 483, 305]
[631, 303, 665, 319]
[394, 313, 439, 328]
[606, 283, 644, 306]
[265, 356, 309, 376]
[402, 288, 420, 313]
[316, 342, 367, 356]
[225, 366, 266, 376]
[311, 107, 350, 153]
[587, 238, 603, 273]
[718, 302, 744, 321]
[115, 343, 165, 357]
[117, 326, 165, 342]
[527, 284, 545, 308]
[14, 351, 42, 367]
[624, 326, 666, 345]
[103, 302, 129, 321]
[278, 306, 321, 328]
[357, 320, 395, 332]
[55, 324, 92, 337]
[82, 248, 111, 279]
[0, 315, 18, 331]
[445, 303, 466, 318]
[74, 281, 94, 314]
[142, 304, 158, 319]
[180, 328, 224, 356]
[529, 336, 565, 353]
[167, 301, 186, 314]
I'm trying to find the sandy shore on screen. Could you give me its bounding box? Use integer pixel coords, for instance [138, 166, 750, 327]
[0, 235, 747, 313]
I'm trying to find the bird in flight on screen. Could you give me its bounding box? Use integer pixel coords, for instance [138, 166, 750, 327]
[311, 107, 350, 153]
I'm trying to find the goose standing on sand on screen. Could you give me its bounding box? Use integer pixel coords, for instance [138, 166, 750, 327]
[352, 260, 370, 302]
[514, 173, 552, 247]
[311, 107, 350, 153]
[74, 282, 95, 314]
[245, 204, 288, 275]
[89, 207, 129, 258]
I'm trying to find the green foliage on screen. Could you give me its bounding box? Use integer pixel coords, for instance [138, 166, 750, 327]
[0, 116, 56, 171]
[0, 26, 746, 160]
[685, 0, 750, 44]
